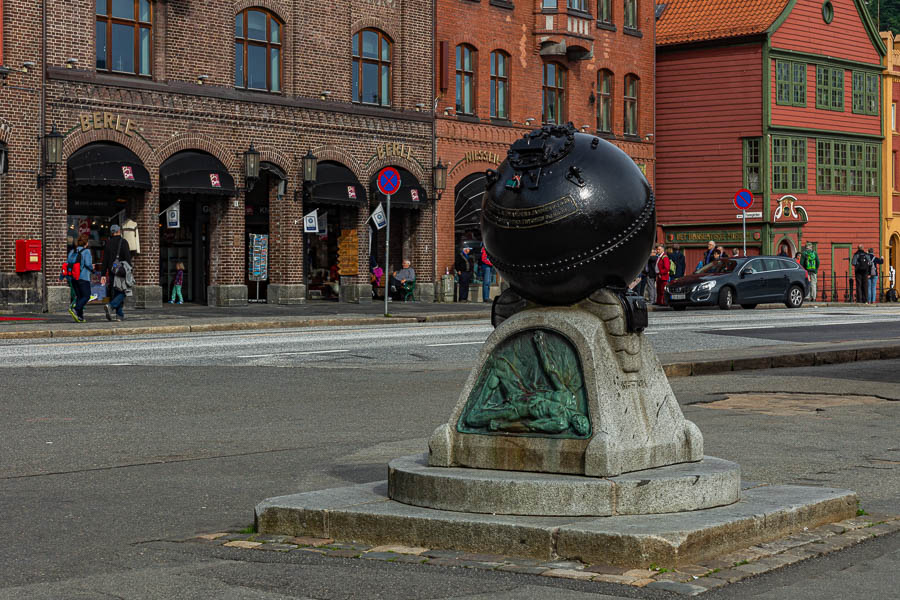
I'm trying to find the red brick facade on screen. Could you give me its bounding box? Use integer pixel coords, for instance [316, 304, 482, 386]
[434, 0, 656, 273]
[0, 1, 435, 310]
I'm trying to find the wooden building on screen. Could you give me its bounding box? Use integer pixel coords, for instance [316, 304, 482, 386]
[656, 0, 885, 300]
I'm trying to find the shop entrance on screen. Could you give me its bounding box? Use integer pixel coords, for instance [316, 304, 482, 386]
[159, 198, 210, 303]
[244, 164, 286, 302]
[66, 142, 151, 302]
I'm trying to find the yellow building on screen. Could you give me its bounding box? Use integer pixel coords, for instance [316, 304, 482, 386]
[882, 31, 900, 293]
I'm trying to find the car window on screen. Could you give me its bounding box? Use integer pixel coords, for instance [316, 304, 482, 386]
[761, 258, 784, 271]
[744, 259, 765, 273]
[780, 259, 800, 270]
[697, 259, 738, 274]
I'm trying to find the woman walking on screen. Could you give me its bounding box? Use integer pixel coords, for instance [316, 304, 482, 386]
[169, 262, 185, 304]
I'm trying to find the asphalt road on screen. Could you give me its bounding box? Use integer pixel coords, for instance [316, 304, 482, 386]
[1, 315, 898, 599]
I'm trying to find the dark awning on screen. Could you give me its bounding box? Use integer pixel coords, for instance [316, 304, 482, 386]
[370, 167, 428, 209]
[67, 143, 151, 190]
[455, 171, 487, 231]
[309, 161, 367, 207]
[260, 161, 286, 181]
[160, 151, 235, 196]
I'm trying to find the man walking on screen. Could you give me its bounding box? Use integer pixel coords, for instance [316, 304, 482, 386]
[455, 247, 474, 302]
[851, 244, 871, 304]
[479, 245, 494, 303]
[869, 248, 884, 304]
[703, 240, 717, 265]
[668, 244, 686, 279]
[101, 224, 132, 321]
[645, 248, 658, 305]
[801, 242, 819, 301]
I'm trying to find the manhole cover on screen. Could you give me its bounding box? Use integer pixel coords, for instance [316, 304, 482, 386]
[703, 393, 885, 416]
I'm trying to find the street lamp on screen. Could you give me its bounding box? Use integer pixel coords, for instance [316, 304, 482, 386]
[243, 142, 260, 191]
[37, 124, 64, 187]
[302, 149, 318, 201]
[433, 158, 447, 199]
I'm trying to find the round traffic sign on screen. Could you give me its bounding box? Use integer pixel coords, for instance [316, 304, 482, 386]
[734, 189, 754, 211]
[376, 167, 402, 196]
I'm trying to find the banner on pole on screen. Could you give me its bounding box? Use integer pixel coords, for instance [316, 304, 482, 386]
[303, 209, 319, 233]
[371, 203, 387, 230]
[165, 202, 180, 229]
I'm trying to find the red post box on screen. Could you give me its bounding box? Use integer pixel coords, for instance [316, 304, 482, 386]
[15, 240, 42, 273]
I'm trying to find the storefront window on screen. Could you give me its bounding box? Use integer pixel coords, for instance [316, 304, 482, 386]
[96, 0, 152, 75]
[235, 8, 283, 92]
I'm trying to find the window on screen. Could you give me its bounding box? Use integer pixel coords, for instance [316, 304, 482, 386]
[816, 139, 879, 195]
[456, 45, 476, 115]
[624, 0, 637, 29]
[743, 138, 761, 193]
[490, 51, 509, 120]
[772, 136, 806, 193]
[96, 0, 152, 75]
[893, 103, 896, 130]
[542, 63, 566, 124]
[567, 0, 587, 11]
[597, 69, 612, 132]
[598, 0, 612, 24]
[816, 65, 844, 111]
[776, 60, 806, 106]
[352, 29, 392, 106]
[851, 71, 879, 115]
[542, 1, 558, 8]
[624, 74, 638, 136]
[235, 9, 282, 92]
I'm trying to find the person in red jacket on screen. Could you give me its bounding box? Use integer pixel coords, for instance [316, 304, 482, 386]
[654, 244, 670, 307]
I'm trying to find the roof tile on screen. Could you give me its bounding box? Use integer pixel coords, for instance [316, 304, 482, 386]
[657, 0, 790, 46]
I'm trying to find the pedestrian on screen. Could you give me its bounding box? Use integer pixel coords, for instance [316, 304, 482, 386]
[101, 223, 132, 321]
[704, 240, 717, 265]
[801, 242, 819, 301]
[455, 247, 474, 302]
[794, 252, 802, 265]
[68, 234, 94, 323]
[654, 244, 670, 306]
[61, 249, 77, 310]
[169, 261, 185, 304]
[480, 244, 494, 303]
[668, 244, 686, 278]
[868, 248, 884, 304]
[731, 247, 741, 258]
[851, 244, 871, 303]
[645, 248, 658, 304]
[388, 258, 416, 301]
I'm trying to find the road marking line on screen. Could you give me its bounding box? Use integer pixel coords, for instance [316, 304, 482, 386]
[426, 341, 485, 347]
[238, 349, 350, 358]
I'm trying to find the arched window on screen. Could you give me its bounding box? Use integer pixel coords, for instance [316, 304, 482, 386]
[352, 29, 392, 106]
[96, 0, 152, 75]
[456, 45, 476, 115]
[490, 51, 509, 120]
[235, 8, 282, 92]
[597, 69, 613, 132]
[624, 74, 639, 135]
[542, 63, 566, 124]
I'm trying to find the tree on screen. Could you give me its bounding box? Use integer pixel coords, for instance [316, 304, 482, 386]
[864, 0, 900, 36]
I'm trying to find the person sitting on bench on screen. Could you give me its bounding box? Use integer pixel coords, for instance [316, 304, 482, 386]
[389, 259, 415, 300]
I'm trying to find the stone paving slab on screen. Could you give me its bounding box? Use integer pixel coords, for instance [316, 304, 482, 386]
[184, 513, 899, 595]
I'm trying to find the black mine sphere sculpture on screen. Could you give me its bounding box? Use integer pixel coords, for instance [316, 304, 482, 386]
[481, 123, 656, 306]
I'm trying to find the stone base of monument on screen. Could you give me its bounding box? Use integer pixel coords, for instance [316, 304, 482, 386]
[255, 481, 856, 567]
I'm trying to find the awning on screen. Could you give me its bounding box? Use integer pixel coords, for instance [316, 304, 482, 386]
[454, 171, 487, 231]
[160, 151, 235, 196]
[308, 161, 367, 207]
[370, 167, 428, 209]
[67, 143, 151, 190]
[260, 161, 286, 181]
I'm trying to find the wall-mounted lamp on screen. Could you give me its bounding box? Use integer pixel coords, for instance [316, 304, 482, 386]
[196, 74, 209, 85]
[645, 133, 654, 140]
[433, 159, 447, 200]
[22, 61, 36, 73]
[65, 58, 78, 68]
[242, 143, 260, 192]
[415, 103, 426, 112]
[301, 149, 318, 202]
[443, 107, 455, 116]
[0, 66, 10, 81]
[0, 142, 8, 176]
[36, 124, 64, 188]
[524, 117, 535, 125]
[580, 124, 590, 132]
[319, 90, 331, 100]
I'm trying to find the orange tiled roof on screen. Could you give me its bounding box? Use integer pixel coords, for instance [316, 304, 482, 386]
[657, 0, 790, 46]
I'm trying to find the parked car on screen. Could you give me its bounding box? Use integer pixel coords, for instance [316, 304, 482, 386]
[665, 256, 809, 311]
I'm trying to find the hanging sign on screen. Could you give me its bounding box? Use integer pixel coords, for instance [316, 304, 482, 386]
[210, 173, 221, 188]
[166, 204, 180, 229]
[371, 203, 387, 230]
[303, 209, 319, 233]
[122, 166, 134, 180]
[410, 189, 420, 202]
[347, 186, 357, 199]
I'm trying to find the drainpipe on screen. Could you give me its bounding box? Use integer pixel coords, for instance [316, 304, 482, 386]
[39, 0, 47, 312]
[431, 0, 437, 290]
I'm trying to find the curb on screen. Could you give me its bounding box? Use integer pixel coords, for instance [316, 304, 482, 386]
[662, 344, 900, 378]
[0, 312, 490, 341]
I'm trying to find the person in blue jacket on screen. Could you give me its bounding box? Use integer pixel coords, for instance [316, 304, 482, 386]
[69, 233, 94, 323]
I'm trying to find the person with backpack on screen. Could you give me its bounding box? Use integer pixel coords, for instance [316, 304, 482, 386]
[101, 223, 132, 321]
[868, 248, 884, 304]
[668, 244, 686, 278]
[851, 244, 871, 303]
[801, 242, 819, 301]
[68, 234, 94, 323]
[479, 245, 494, 303]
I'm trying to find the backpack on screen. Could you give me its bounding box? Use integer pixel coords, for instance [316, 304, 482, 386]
[855, 252, 871, 274]
[669, 260, 676, 275]
[68, 248, 84, 280]
[804, 251, 817, 271]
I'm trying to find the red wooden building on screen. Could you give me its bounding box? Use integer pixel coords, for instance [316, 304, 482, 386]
[656, 0, 885, 299]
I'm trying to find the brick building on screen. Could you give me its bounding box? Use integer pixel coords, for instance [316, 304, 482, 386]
[0, 0, 435, 312]
[434, 0, 656, 282]
[656, 0, 885, 300]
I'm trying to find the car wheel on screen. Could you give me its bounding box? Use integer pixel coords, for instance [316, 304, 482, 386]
[786, 284, 804, 308]
[718, 287, 733, 310]
[671, 304, 687, 311]
[741, 303, 757, 309]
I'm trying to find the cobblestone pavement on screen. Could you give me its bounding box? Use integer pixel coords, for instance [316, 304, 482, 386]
[182, 514, 900, 596]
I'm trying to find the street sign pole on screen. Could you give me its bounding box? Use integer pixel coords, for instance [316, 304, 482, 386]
[384, 194, 391, 316]
[743, 209, 747, 256]
[734, 189, 754, 257]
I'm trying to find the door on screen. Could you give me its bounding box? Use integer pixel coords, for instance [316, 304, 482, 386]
[736, 259, 768, 302]
[831, 243, 852, 301]
[761, 258, 791, 301]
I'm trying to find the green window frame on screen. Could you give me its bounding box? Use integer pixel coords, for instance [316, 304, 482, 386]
[772, 136, 806, 193]
[743, 138, 761, 193]
[816, 139, 879, 196]
[816, 65, 844, 111]
[852, 71, 879, 115]
[776, 60, 806, 107]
